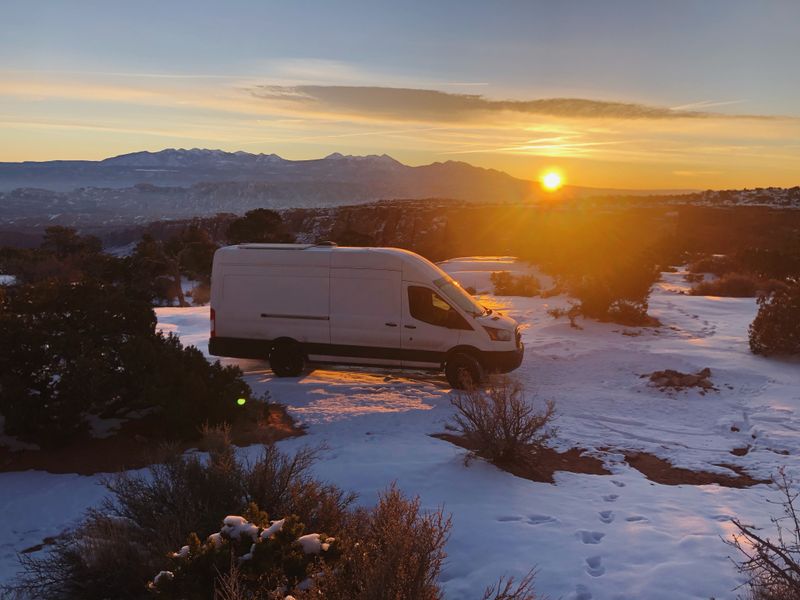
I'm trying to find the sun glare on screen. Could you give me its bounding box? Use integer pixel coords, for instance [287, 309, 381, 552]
[542, 171, 563, 191]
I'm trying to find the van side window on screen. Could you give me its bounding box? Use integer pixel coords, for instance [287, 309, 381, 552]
[408, 286, 471, 329]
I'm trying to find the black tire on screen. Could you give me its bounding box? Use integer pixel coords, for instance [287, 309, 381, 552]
[269, 341, 305, 377]
[445, 352, 485, 390]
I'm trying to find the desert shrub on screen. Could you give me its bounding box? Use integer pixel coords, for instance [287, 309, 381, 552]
[690, 273, 787, 298]
[547, 305, 582, 329]
[684, 272, 705, 283]
[0, 280, 157, 444]
[226, 209, 294, 245]
[449, 376, 556, 466]
[310, 484, 451, 600]
[0, 227, 123, 286]
[540, 283, 563, 298]
[10, 435, 355, 600]
[727, 470, 800, 600]
[188, 282, 211, 305]
[749, 283, 800, 356]
[127, 233, 182, 304]
[562, 257, 660, 325]
[687, 254, 740, 276]
[0, 280, 248, 445]
[738, 247, 800, 281]
[8, 435, 462, 600]
[129, 334, 249, 440]
[490, 271, 541, 297]
[165, 224, 219, 283]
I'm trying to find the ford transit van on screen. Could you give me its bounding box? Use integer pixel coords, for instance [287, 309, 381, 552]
[208, 243, 523, 388]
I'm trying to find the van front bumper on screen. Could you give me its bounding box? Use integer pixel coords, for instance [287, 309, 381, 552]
[482, 344, 524, 373]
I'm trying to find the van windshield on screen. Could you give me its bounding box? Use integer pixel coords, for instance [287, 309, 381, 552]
[433, 276, 485, 317]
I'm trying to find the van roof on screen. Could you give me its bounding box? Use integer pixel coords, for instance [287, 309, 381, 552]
[215, 244, 447, 282]
[236, 243, 317, 250]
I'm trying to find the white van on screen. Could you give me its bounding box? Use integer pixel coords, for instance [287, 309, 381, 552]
[208, 243, 523, 388]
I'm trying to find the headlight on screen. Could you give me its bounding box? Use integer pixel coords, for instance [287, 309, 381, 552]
[483, 326, 512, 341]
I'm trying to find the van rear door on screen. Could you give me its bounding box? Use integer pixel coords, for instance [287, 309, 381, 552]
[325, 268, 403, 365]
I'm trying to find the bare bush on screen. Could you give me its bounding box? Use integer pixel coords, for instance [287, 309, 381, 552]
[449, 377, 556, 466]
[727, 470, 800, 600]
[482, 569, 541, 600]
[314, 484, 451, 600]
[547, 305, 582, 329]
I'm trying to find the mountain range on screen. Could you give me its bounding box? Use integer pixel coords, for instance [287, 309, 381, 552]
[0, 148, 549, 201]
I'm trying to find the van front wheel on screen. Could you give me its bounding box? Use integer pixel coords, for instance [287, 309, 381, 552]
[269, 341, 305, 377]
[445, 353, 484, 390]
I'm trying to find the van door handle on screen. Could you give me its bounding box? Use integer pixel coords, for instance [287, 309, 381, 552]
[404, 325, 417, 329]
[385, 322, 398, 327]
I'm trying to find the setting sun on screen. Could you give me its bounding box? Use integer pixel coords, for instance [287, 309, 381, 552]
[541, 171, 563, 191]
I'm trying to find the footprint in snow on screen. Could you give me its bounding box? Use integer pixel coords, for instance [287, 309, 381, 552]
[625, 515, 649, 523]
[527, 514, 557, 525]
[496, 516, 522, 522]
[577, 530, 605, 544]
[611, 480, 626, 488]
[585, 555, 605, 577]
[598, 510, 614, 524]
[602, 494, 619, 502]
[567, 584, 593, 600]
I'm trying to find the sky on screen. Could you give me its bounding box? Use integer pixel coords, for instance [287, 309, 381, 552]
[1, 0, 799, 189]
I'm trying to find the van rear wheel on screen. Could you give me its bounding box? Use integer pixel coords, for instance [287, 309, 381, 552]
[269, 341, 305, 377]
[445, 353, 484, 390]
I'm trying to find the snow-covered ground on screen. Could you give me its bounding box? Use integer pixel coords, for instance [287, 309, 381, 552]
[2, 258, 799, 599]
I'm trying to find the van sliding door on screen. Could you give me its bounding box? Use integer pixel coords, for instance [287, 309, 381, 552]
[324, 268, 403, 366]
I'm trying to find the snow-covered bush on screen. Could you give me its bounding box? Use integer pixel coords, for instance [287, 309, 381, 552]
[10, 435, 354, 599]
[449, 376, 556, 466]
[749, 283, 800, 356]
[490, 271, 541, 297]
[149, 507, 337, 599]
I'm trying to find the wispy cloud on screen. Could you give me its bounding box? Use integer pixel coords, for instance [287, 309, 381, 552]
[251, 85, 773, 122]
[670, 99, 748, 111]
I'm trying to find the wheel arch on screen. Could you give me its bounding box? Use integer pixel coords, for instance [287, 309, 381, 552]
[444, 345, 485, 368]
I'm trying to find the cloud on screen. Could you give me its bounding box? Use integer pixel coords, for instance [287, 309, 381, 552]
[251, 84, 770, 122]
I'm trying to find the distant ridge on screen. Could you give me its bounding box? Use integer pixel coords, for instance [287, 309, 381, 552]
[0, 148, 690, 197]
